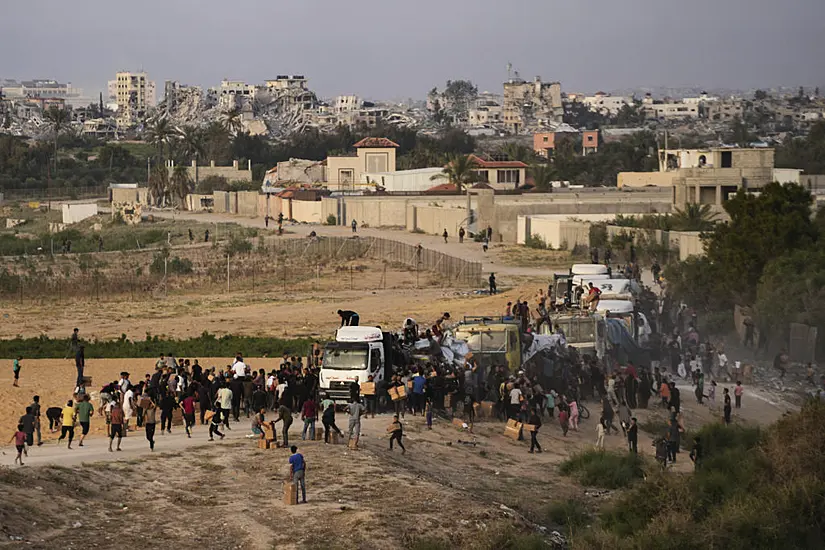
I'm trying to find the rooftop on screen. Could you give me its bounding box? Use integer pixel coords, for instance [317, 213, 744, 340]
[353, 137, 400, 148]
[468, 154, 529, 169]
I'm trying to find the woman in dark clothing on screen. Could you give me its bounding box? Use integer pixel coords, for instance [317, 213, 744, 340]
[159, 390, 177, 434]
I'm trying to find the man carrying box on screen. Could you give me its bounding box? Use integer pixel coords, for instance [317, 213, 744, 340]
[288, 445, 307, 504]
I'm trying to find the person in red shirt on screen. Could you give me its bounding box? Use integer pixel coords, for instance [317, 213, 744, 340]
[734, 381, 744, 408]
[9, 424, 26, 465]
[301, 397, 317, 440]
[181, 392, 197, 438]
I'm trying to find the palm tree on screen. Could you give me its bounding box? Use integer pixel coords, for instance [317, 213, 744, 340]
[145, 115, 176, 163]
[43, 106, 70, 170]
[170, 164, 193, 208]
[529, 163, 556, 192]
[220, 108, 244, 137]
[148, 165, 170, 207]
[430, 154, 478, 192]
[672, 203, 719, 231]
[500, 142, 535, 164]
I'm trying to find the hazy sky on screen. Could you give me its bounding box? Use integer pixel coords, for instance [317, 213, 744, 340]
[2, 0, 824, 101]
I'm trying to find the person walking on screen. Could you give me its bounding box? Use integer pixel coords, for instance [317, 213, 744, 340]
[387, 414, 405, 454]
[301, 396, 317, 440]
[595, 417, 606, 450]
[346, 399, 365, 448]
[288, 445, 307, 504]
[75, 345, 85, 388]
[143, 396, 157, 451]
[527, 408, 542, 454]
[108, 401, 124, 452]
[488, 273, 497, 295]
[57, 400, 76, 449]
[321, 402, 343, 444]
[181, 391, 196, 438]
[458, 227, 465, 243]
[75, 394, 94, 447]
[18, 407, 34, 455]
[12, 356, 22, 387]
[442, 229, 448, 243]
[217, 383, 233, 430]
[272, 404, 293, 448]
[10, 424, 27, 465]
[208, 408, 225, 441]
[558, 406, 569, 436]
[351, 219, 357, 233]
[159, 390, 177, 434]
[569, 398, 579, 431]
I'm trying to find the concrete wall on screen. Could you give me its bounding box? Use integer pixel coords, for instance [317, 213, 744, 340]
[361, 168, 443, 192]
[171, 160, 253, 183]
[185, 194, 213, 211]
[62, 203, 98, 224]
[291, 200, 325, 224]
[517, 213, 619, 248]
[773, 168, 802, 185]
[618, 171, 676, 188]
[326, 156, 360, 187]
[213, 191, 230, 213]
[605, 225, 704, 260]
[110, 187, 149, 204]
[408, 205, 467, 235]
[236, 191, 258, 216]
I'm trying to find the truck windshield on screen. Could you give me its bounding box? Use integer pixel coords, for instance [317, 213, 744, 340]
[456, 330, 507, 353]
[323, 349, 368, 370]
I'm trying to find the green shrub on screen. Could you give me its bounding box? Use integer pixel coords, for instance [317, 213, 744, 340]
[225, 234, 252, 256]
[524, 234, 547, 249]
[325, 214, 337, 226]
[559, 450, 645, 489]
[543, 499, 590, 530]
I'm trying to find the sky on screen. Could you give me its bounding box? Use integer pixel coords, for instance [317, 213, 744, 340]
[2, 0, 824, 102]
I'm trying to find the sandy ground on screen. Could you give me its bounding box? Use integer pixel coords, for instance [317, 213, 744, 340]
[0, 281, 547, 341]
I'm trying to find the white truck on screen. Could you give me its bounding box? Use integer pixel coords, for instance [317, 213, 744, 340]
[319, 326, 387, 404]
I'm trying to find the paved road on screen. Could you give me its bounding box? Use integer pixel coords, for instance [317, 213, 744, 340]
[149, 208, 550, 278]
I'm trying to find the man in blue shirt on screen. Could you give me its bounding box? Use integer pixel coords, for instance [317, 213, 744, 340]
[412, 371, 426, 416]
[288, 445, 307, 503]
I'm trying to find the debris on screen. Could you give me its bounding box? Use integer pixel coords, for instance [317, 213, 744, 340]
[71, 522, 82, 528]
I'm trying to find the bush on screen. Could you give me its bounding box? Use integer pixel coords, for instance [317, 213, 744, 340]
[325, 214, 337, 226]
[543, 499, 590, 530]
[559, 450, 645, 489]
[524, 234, 547, 249]
[225, 234, 252, 257]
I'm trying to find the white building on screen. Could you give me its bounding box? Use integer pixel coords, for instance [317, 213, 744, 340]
[114, 71, 153, 126]
[582, 92, 632, 116]
[334, 95, 362, 112]
[360, 168, 444, 192]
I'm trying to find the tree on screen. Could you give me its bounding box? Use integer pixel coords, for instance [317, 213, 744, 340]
[177, 125, 205, 164]
[499, 142, 535, 164]
[529, 163, 556, 192]
[613, 102, 646, 126]
[671, 203, 718, 231]
[220, 108, 244, 137]
[726, 116, 755, 147]
[430, 154, 478, 192]
[753, 90, 768, 101]
[148, 164, 170, 206]
[756, 246, 825, 346]
[43, 106, 70, 170]
[203, 122, 231, 165]
[705, 182, 817, 305]
[145, 116, 176, 164]
[441, 80, 478, 122]
[170, 164, 193, 208]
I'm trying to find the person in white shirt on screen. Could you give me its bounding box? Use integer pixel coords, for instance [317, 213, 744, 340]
[217, 385, 233, 429]
[717, 351, 728, 378]
[118, 372, 131, 394]
[508, 385, 522, 419]
[266, 373, 277, 410]
[232, 355, 247, 379]
[122, 388, 134, 433]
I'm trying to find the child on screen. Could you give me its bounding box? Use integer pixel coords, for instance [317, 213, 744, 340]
[387, 414, 405, 454]
[208, 408, 225, 441]
[558, 407, 569, 436]
[12, 356, 22, 387]
[10, 423, 26, 465]
[425, 399, 433, 430]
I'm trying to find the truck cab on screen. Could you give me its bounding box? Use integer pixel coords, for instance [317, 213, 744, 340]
[544, 313, 607, 360]
[453, 316, 522, 373]
[320, 326, 385, 403]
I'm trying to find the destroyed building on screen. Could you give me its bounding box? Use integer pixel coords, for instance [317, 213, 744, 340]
[502, 76, 563, 134]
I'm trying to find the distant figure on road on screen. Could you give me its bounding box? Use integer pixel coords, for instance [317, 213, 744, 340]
[482, 236, 489, 253]
[458, 227, 465, 243]
[338, 309, 360, 327]
[442, 229, 448, 243]
[486, 225, 492, 241]
[351, 219, 357, 233]
[188, 228, 194, 243]
[488, 273, 497, 295]
[204, 229, 210, 243]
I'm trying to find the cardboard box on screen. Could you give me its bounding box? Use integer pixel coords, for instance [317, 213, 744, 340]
[284, 482, 297, 506]
[504, 425, 522, 440]
[331, 431, 340, 445]
[506, 419, 520, 429]
[523, 423, 537, 433]
[360, 382, 375, 396]
[258, 438, 270, 449]
[444, 394, 452, 408]
[81, 376, 93, 386]
[396, 385, 407, 399]
[314, 428, 324, 441]
[475, 401, 494, 419]
[348, 438, 358, 449]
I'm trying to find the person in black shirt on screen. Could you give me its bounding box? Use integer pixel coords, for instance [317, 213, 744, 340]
[627, 417, 638, 454]
[669, 382, 681, 414]
[527, 408, 542, 453]
[338, 310, 360, 327]
[723, 388, 732, 424]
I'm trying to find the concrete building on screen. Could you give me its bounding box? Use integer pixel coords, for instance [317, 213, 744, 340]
[642, 100, 700, 120]
[1, 79, 88, 107]
[502, 76, 563, 133]
[619, 147, 776, 208]
[219, 79, 257, 109]
[326, 137, 399, 189]
[582, 92, 632, 116]
[334, 95, 362, 112]
[533, 127, 597, 157]
[705, 100, 743, 121]
[468, 155, 528, 190]
[263, 158, 326, 189]
[360, 168, 444, 192]
[167, 159, 253, 185]
[114, 72, 153, 126]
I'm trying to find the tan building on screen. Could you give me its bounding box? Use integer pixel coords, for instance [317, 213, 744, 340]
[502, 77, 563, 133]
[469, 155, 528, 190]
[326, 137, 399, 189]
[115, 71, 152, 127]
[619, 147, 776, 208]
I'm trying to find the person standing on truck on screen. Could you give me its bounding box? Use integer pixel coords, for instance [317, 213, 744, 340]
[338, 310, 360, 327]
